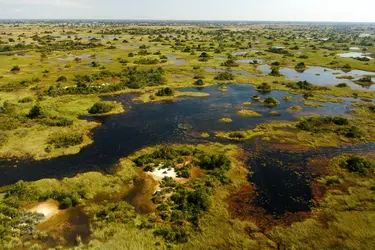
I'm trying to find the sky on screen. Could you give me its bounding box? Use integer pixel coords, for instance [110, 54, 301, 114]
[0, 0, 374, 22]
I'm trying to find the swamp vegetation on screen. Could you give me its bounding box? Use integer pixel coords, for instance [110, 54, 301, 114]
[0, 20, 375, 249]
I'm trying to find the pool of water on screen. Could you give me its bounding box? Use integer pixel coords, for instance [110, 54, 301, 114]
[233, 51, 249, 56]
[236, 59, 263, 64]
[0, 84, 357, 187]
[337, 52, 373, 60]
[257, 65, 375, 90]
[248, 151, 314, 214]
[167, 54, 186, 65]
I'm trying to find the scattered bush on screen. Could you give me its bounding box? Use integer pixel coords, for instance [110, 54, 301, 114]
[18, 97, 33, 103]
[56, 76, 68, 82]
[88, 102, 115, 114]
[27, 105, 43, 119]
[10, 65, 20, 72]
[214, 71, 234, 81]
[257, 82, 272, 92]
[336, 83, 348, 88]
[156, 87, 174, 97]
[221, 59, 239, 67]
[263, 96, 280, 107]
[341, 155, 375, 176]
[194, 79, 204, 86]
[48, 133, 83, 148]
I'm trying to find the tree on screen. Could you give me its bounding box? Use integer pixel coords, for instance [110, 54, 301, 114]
[156, 87, 174, 97]
[264, 96, 280, 107]
[257, 82, 272, 92]
[88, 102, 114, 114]
[198, 52, 210, 62]
[10, 65, 20, 72]
[27, 105, 43, 119]
[194, 79, 204, 86]
[56, 76, 68, 82]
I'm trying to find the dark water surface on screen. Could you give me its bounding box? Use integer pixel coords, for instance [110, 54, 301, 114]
[0, 84, 373, 214]
[0, 84, 356, 186]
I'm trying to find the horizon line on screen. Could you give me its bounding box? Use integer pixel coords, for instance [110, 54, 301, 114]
[0, 18, 375, 24]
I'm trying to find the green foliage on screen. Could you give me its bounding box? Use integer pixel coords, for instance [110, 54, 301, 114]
[263, 96, 279, 106]
[228, 132, 245, 139]
[269, 67, 281, 76]
[214, 71, 234, 81]
[46, 67, 165, 95]
[295, 62, 306, 71]
[60, 197, 73, 209]
[221, 59, 239, 67]
[154, 225, 189, 243]
[56, 76, 68, 82]
[88, 101, 115, 114]
[18, 97, 33, 103]
[156, 87, 174, 97]
[134, 57, 159, 65]
[177, 166, 191, 178]
[47, 133, 83, 148]
[89, 202, 136, 225]
[296, 116, 349, 131]
[296, 116, 363, 139]
[194, 79, 204, 86]
[43, 117, 73, 127]
[257, 82, 272, 92]
[341, 155, 375, 176]
[336, 83, 348, 88]
[267, 47, 292, 55]
[10, 65, 20, 72]
[287, 80, 314, 90]
[134, 146, 194, 167]
[5, 181, 38, 201]
[198, 52, 211, 62]
[27, 105, 43, 119]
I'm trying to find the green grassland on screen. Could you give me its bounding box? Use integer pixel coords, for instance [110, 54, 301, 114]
[1, 21, 375, 249]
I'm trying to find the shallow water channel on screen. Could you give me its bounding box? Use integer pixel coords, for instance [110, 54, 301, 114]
[0, 84, 373, 215]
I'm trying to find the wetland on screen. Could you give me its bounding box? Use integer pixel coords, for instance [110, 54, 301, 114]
[1, 20, 375, 250]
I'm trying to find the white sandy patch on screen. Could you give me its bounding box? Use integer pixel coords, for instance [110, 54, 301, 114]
[146, 165, 179, 192]
[28, 199, 59, 221]
[147, 167, 177, 181]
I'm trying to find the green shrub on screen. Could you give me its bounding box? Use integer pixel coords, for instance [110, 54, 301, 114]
[194, 79, 204, 86]
[60, 197, 73, 209]
[296, 116, 349, 132]
[257, 82, 272, 92]
[221, 59, 239, 67]
[269, 67, 281, 76]
[10, 65, 20, 72]
[156, 87, 174, 97]
[341, 155, 375, 176]
[134, 58, 159, 65]
[177, 167, 191, 178]
[44, 117, 73, 127]
[56, 76, 68, 82]
[214, 71, 234, 81]
[228, 132, 245, 139]
[264, 96, 280, 106]
[336, 83, 348, 88]
[88, 102, 115, 114]
[295, 62, 306, 71]
[18, 97, 33, 103]
[48, 133, 83, 148]
[27, 105, 43, 119]
[287, 80, 314, 90]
